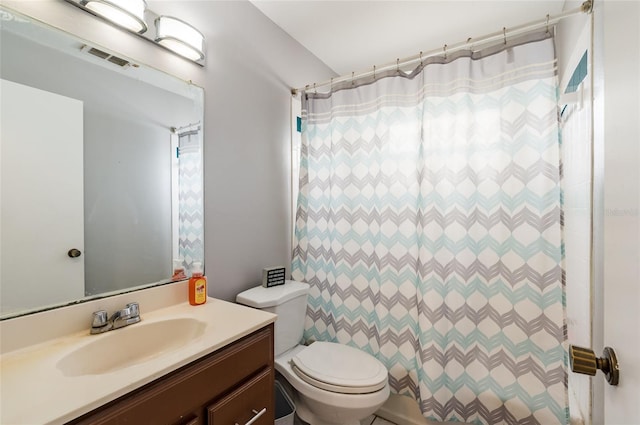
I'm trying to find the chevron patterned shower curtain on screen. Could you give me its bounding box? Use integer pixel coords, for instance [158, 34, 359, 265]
[292, 33, 568, 425]
[177, 125, 204, 268]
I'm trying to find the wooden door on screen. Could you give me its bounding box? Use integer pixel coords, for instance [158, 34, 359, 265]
[593, 1, 640, 423]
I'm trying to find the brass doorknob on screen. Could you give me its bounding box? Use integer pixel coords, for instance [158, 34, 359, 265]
[569, 344, 619, 386]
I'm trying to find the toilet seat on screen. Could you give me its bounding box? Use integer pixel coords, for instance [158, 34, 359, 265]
[291, 342, 388, 394]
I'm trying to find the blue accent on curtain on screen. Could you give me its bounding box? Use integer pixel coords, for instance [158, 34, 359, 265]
[292, 33, 567, 425]
[565, 51, 588, 94]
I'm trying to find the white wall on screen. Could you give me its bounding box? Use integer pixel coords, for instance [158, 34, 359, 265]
[2, 0, 335, 302]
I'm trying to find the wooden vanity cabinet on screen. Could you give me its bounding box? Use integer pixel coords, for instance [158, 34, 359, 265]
[67, 325, 274, 425]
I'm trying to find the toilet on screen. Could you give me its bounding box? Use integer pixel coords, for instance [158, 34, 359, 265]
[236, 280, 390, 425]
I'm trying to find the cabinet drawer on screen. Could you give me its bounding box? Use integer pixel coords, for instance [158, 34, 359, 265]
[208, 368, 274, 425]
[67, 325, 273, 425]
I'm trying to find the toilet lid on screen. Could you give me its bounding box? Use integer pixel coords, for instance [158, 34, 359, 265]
[291, 342, 388, 394]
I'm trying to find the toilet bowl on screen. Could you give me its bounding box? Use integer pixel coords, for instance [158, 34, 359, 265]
[236, 281, 390, 425]
[276, 342, 390, 425]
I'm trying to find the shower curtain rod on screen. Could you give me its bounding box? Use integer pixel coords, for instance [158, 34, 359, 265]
[292, 0, 592, 95]
[171, 121, 201, 133]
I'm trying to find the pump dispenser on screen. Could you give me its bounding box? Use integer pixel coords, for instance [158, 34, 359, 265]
[188, 261, 207, 305]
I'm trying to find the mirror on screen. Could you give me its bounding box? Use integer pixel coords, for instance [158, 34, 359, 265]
[0, 7, 204, 319]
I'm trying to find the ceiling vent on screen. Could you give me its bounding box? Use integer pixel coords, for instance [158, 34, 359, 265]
[80, 44, 131, 68]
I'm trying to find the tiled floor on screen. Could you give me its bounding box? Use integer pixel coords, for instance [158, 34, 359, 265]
[293, 414, 397, 425]
[361, 415, 397, 425]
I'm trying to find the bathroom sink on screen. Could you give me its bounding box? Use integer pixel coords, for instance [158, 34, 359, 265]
[57, 318, 207, 376]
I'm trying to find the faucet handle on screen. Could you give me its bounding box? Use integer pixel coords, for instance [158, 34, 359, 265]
[126, 302, 140, 318]
[90, 310, 113, 334]
[92, 310, 108, 328]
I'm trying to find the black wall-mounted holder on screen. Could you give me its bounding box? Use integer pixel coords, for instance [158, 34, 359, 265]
[262, 267, 286, 288]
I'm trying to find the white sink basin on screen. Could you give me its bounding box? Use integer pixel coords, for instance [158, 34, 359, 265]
[57, 318, 207, 376]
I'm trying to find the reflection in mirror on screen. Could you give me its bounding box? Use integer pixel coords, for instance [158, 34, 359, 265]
[0, 7, 204, 319]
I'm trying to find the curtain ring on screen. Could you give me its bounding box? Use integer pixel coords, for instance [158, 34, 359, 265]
[373, 65, 376, 80]
[351, 71, 355, 86]
[330, 77, 334, 91]
[419, 51, 423, 66]
[314, 83, 317, 94]
[546, 14, 550, 34]
[396, 58, 400, 73]
[503, 27, 507, 45]
[443, 44, 447, 60]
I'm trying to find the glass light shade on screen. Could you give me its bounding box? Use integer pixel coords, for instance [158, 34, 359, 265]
[82, 0, 147, 33]
[155, 16, 204, 61]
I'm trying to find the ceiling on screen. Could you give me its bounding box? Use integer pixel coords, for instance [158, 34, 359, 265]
[251, 0, 566, 79]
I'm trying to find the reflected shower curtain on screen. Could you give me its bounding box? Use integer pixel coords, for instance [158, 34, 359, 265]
[177, 125, 204, 267]
[292, 33, 567, 425]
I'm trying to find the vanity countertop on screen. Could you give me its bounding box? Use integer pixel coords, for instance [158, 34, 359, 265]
[0, 297, 276, 425]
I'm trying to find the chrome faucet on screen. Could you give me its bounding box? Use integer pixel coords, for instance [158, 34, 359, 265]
[90, 302, 141, 334]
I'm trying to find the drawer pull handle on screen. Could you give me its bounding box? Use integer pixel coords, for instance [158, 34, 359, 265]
[235, 408, 266, 425]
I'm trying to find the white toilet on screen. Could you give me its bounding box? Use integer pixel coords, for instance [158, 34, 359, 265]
[236, 280, 390, 425]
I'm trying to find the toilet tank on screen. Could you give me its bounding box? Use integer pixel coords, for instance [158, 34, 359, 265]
[236, 280, 309, 357]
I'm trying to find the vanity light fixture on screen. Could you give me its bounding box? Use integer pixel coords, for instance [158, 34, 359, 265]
[155, 16, 205, 61]
[64, 0, 205, 65]
[81, 0, 147, 34]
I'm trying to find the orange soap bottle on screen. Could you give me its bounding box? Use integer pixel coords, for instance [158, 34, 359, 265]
[189, 262, 207, 306]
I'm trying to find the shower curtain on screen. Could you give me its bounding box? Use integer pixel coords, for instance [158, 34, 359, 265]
[292, 32, 567, 425]
[177, 125, 204, 268]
